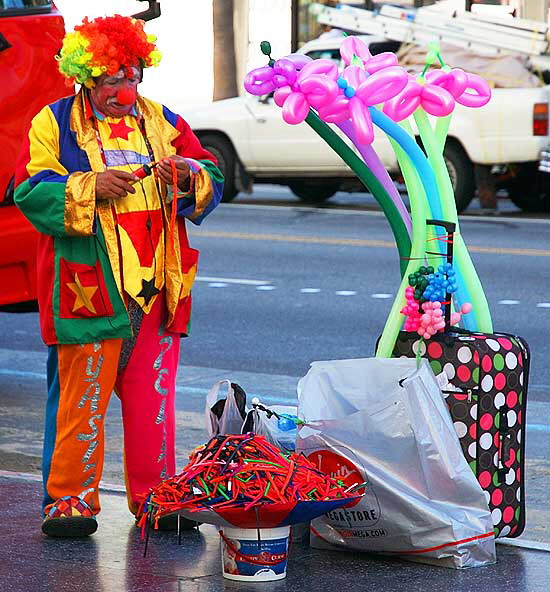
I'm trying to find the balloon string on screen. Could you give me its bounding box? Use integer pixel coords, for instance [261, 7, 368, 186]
[400, 253, 451, 261]
[169, 159, 178, 254]
[426, 233, 454, 244]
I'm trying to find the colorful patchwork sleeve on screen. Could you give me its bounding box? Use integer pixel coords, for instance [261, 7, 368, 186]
[14, 105, 96, 237]
[162, 106, 224, 226]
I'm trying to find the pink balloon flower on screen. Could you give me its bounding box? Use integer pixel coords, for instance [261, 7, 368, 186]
[426, 68, 491, 108]
[273, 59, 340, 125]
[244, 54, 313, 96]
[339, 36, 399, 73]
[383, 74, 456, 122]
[318, 64, 409, 144]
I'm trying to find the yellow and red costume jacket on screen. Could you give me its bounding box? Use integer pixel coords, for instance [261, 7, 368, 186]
[14, 89, 223, 344]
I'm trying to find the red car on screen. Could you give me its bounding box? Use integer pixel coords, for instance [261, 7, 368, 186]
[0, 1, 160, 310]
[0, 1, 69, 309]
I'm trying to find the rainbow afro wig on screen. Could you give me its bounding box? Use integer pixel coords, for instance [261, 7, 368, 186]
[57, 14, 161, 88]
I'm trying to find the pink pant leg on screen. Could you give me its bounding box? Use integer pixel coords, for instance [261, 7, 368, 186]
[115, 296, 181, 513]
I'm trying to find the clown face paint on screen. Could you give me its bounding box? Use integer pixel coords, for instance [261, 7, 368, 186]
[90, 66, 141, 118]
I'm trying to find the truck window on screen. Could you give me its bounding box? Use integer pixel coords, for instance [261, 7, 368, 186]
[305, 48, 340, 63]
[368, 40, 401, 56]
[0, 1, 52, 16]
[304, 41, 402, 65]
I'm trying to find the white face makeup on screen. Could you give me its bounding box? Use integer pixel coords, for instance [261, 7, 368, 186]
[90, 65, 141, 117]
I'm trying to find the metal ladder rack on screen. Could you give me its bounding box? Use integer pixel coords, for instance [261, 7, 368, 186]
[311, 2, 550, 60]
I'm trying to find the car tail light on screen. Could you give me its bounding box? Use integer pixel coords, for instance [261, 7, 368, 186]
[533, 103, 548, 136]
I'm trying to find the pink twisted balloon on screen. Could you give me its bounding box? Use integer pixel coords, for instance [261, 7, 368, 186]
[318, 64, 409, 144]
[426, 68, 491, 108]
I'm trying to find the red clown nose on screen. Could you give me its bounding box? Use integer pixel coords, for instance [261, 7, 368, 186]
[117, 87, 137, 106]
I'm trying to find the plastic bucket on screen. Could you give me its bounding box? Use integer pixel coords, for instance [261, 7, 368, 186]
[219, 526, 290, 581]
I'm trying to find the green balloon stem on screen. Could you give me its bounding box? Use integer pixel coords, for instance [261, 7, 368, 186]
[435, 115, 451, 153]
[376, 127, 430, 358]
[414, 109, 493, 332]
[305, 111, 411, 277]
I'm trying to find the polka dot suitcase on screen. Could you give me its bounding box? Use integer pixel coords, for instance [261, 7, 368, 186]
[392, 330, 530, 538]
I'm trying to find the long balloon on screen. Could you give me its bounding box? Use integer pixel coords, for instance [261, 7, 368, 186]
[414, 109, 493, 332]
[305, 111, 412, 277]
[370, 108, 479, 329]
[370, 107, 447, 266]
[376, 136, 430, 358]
[336, 120, 412, 237]
[369, 107, 443, 221]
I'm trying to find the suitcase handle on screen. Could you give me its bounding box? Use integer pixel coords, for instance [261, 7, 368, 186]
[426, 219, 456, 328]
[426, 219, 456, 235]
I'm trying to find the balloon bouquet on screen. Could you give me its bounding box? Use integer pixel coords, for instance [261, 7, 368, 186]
[244, 37, 492, 355]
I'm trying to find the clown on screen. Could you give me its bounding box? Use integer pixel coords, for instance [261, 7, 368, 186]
[14, 15, 224, 537]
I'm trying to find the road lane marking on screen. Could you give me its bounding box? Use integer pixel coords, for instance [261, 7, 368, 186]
[193, 231, 397, 248]
[196, 276, 271, 286]
[0, 369, 44, 380]
[194, 279, 548, 306]
[222, 203, 550, 225]
[190, 231, 550, 257]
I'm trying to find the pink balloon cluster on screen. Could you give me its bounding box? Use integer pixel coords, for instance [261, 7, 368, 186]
[450, 302, 473, 325]
[402, 286, 423, 331]
[243, 36, 492, 142]
[418, 300, 446, 338]
[401, 287, 473, 338]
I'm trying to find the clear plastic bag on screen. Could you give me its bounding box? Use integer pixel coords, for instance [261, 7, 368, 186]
[205, 380, 247, 437]
[297, 357, 496, 569]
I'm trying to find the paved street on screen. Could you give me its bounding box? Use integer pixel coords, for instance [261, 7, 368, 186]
[1, 189, 549, 589]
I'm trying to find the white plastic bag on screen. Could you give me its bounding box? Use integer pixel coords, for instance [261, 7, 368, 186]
[243, 404, 299, 451]
[297, 357, 496, 569]
[205, 380, 247, 437]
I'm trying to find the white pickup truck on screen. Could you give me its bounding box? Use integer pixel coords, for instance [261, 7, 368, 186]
[182, 36, 550, 213]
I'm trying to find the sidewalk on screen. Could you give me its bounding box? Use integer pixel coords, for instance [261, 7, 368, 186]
[2, 473, 548, 592]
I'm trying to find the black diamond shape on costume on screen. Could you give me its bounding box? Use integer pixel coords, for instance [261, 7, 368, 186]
[136, 278, 160, 306]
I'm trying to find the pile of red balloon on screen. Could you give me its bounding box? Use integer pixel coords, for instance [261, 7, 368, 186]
[137, 433, 363, 531]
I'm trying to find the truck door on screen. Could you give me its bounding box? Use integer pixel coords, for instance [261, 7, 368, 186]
[244, 46, 351, 174]
[0, 1, 69, 307]
[244, 94, 349, 174]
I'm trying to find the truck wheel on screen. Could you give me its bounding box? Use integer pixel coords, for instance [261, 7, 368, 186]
[288, 180, 340, 203]
[505, 163, 550, 213]
[443, 143, 475, 213]
[199, 134, 238, 202]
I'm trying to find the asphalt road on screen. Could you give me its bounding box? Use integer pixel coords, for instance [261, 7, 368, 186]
[1, 188, 550, 541]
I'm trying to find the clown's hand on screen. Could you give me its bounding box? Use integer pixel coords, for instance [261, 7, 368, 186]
[157, 155, 191, 192]
[96, 170, 138, 201]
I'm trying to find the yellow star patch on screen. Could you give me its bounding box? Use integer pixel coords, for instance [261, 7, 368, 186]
[67, 273, 98, 314]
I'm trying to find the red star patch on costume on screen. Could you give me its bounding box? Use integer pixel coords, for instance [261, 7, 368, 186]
[109, 119, 134, 141]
